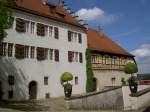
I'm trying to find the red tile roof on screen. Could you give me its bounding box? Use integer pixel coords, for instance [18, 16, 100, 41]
[87, 28, 134, 57]
[14, 0, 86, 29]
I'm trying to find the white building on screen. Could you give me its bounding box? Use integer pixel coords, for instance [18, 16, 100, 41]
[0, 0, 87, 100]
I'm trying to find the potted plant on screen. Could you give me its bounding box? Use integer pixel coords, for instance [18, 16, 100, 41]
[124, 62, 138, 93]
[60, 72, 73, 98]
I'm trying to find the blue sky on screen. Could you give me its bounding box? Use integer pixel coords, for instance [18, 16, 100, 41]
[48, 0, 150, 74]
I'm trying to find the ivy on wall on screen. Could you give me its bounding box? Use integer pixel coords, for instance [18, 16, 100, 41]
[0, 0, 14, 42]
[86, 48, 95, 92]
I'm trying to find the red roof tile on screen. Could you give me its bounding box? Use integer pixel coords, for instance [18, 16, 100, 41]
[14, 0, 86, 29]
[87, 28, 134, 57]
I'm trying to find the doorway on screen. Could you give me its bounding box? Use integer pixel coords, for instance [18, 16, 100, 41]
[29, 81, 37, 100]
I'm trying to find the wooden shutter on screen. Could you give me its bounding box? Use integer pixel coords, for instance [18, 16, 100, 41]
[15, 44, 24, 59]
[78, 33, 82, 44]
[79, 53, 83, 63]
[16, 18, 25, 33]
[55, 49, 59, 62]
[37, 47, 45, 60]
[68, 51, 73, 62]
[68, 31, 71, 42]
[37, 23, 45, 36]
[54, 27, 59, 39]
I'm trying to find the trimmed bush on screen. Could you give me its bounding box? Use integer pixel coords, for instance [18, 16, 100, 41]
[60, 72, 73, 82]
[124, 62, 138, 75]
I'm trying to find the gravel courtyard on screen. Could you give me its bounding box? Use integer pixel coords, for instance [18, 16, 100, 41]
[0, 98, 149, 112]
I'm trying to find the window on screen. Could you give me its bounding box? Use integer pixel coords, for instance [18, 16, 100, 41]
[68, 51, 82, 63]
[75, 77, 78, 85]
[0, 42, 7, 56]
[8, 43, 13, 57]
[30, 47, 35, 59]
[54, 49, 59, 62]
[49, 26, 53, 37]
[105, 55, 110, 65]
[44, 48, 48, 60]
[8, 90, 13, 99]
[75, 52, 78, 62]
[37, 23, 45, 36]
[24, 46, 29, 58]
[8, 75, 14, 85]
[45, 93, 50, 99]
[49, 49, 53, 60]
[112, 57, 116, 65]
[45, 25, 48, 37]
[15, 18, 25, 33]
[54, 27, 59, 39]
[44, 76, 48, 85]
[15, 44, 24, 59]
[68, 51, 73, 62]
[68, 31, 71, 42]
[37, 47, 45, 60]
[30, 22, 35, 34]
[25, 21, 30, 32]
[78, 33, 82, 44]
[74, 33, 78, 42]
[79, 53, 83, 63]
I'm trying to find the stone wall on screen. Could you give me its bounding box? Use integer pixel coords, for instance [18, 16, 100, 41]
[66, 87, 123, 110]
[122, 85, 150, 110]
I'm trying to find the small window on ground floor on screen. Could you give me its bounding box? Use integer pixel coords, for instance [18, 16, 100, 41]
[75, 76, 78, 85]
[45, 93, 50, 99]
[44, 76, 48, 85]
[8, 90, 13, 99]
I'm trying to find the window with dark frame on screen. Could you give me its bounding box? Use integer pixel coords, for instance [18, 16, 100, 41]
[30, 46, 35, 59]
[44, 76, 48, 85]
[8, 90, 13, 99]
[75, 76, 78, 85]
[45, 93, 50, 99]
[15, 18, 25, 33]
[54, 27, 59, 39]
[0, 42, 7, 56]
[24, 46, 29, 58]
[37, 23, 45, 36]
[30, 22, 35, 34]
[49, 49, 53, 60]
[8, 43, 13, 57]
[8, 75, 14, 85]
[78, 33, 82, 44]
[15, 44, 25, 59]
[54, 49, 59, 62]
[79, 53, 83, 63]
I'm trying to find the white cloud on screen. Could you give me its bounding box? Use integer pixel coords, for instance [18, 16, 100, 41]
[131, 44, 150, 73]
[76, 7, 120, 25]
[132, 44, 150, 57]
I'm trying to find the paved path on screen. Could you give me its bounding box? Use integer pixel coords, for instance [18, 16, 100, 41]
[0, 98, 147, 112]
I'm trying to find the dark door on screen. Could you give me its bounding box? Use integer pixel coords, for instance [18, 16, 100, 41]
[29, 81, 37, 99]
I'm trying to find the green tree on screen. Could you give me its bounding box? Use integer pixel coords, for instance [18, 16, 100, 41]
[0, 0, 14, 42]
[124, 62, 138, 76]
[86, 49, 95, 92]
